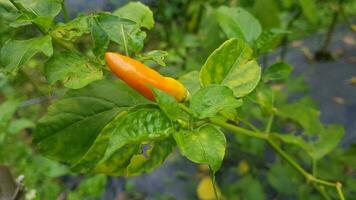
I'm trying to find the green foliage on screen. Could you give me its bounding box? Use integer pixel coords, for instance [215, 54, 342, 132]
[0, 36, 53, 74]
[174, 125, 226, 172]
[215, 6, 262, 44]
[200, 38, 261, 98]
[190, 85, 242, 119]
[113, 2, 154, 29]
[263, 62, 293, 81]
[45, 52, 103, 89]
[0, 0, 353, 199]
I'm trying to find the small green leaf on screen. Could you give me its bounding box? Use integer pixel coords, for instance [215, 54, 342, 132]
[44, 52, 103, 89]
[299, 0, 318, 24]
[227, 175, 265, 200]
[178, 71, 200, 95]
[152, 88, 181, 121]
[113, 2, 154, 29]
[200, 38, 261, 98]
[310, 125, 344, 160]
[276, 99, 323, 135]
[174, 125, 226, 172]
[95, 12, 135, 45]
[0, 36, 53, 73]
[263, 62, 292, 81]
[254, 28, 288, 54]
[267, 162, 301, 195]
[215, 6, 262, 44]
[273, 124, 344, 160]
[191, 85, 242, 119]
[137, 50, 168, 67]
[95, 13, 145, 54]
[8, 118, 35, 134]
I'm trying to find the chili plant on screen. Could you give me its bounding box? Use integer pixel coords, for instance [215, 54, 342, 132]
[0, 1, 352, 199]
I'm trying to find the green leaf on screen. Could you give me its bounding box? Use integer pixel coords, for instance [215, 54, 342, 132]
[94, 13, 134, 44]
[52, 15, 89, 42]
[178, 71, 200, 95]
[215, 6, 262, 44]
[8, 118, 35, 134]
[263, 62, 292, 81]
[152, 88, 181, 121]
[11, 0, 61, 31]
[273, 125, 344, 160]
[253, 83, 274, 112]
[252, 0, 280, 28]
[310, 125, 344, 160]
[0, 99, 20, 140]
[228, 175, 265, 200]
[91, 17, 109, 59]
[0, 35, 53, 73]
[191, 85, 242, 119]
[299, 0, 318, 24]
[127, 137, 175, 176]
[68, 175, 107, 200]
[200, 38, 261, 98]
[174, 125, 226, 172]
[137, 50, 168, 67]
[44, 52, 103, 89]
[254, 28, 288, 54]
[94, 107, 177, 175]
[95, 13, 146, 54]
[34, 80, 149, 167]
[267, 162, 301, 195]
[113, 2, 154, 29]
[276, 99, 323, 135]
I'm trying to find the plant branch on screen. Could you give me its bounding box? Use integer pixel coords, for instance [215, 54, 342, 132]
[61, 0, 69, 22]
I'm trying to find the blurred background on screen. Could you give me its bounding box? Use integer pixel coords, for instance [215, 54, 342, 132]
[0, 0, 355, 199]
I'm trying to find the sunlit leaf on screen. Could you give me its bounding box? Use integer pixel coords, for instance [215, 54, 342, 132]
[200, 38, 261, 98]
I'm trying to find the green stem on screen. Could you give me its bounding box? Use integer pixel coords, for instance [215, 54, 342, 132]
[314, 184, 331, 200]
[236, 116, 261, 132]
[61, 0, 69, 22]
[209, 166, 219, 200]
[312, 159, 318, 176]
[121, 24, 129, 56]
[267, 138, 310, 178]
[178, 97, 345, 199]
[336, 182, 346, 200]
[265, 114, 274, 133]
[209, 117, 267, 140]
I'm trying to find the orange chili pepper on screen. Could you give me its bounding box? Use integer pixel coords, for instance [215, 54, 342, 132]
[105, 52, 187, 102]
